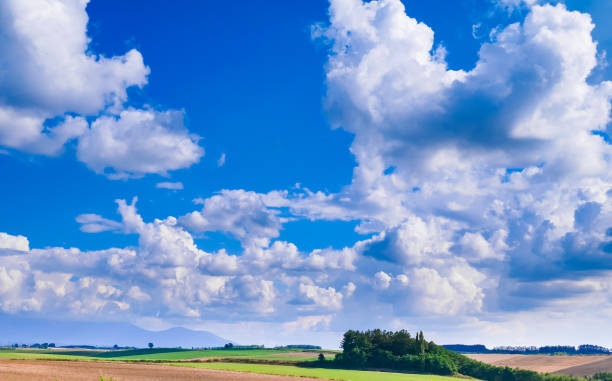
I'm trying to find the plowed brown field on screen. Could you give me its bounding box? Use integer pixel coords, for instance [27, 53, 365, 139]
[0, 359, 322, 381]
[466, 354, 612, 376]
[551, 357, 612, 377]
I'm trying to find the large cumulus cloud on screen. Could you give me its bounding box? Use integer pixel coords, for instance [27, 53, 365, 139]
[296, 0, 612, 324]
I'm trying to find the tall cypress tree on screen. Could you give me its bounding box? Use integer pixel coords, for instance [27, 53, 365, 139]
[419, 331, 425, 354]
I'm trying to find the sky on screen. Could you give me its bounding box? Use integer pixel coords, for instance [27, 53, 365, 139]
[1, 0, 612, 349]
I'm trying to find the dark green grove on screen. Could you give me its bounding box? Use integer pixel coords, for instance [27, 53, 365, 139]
[329, 329, 611, 381]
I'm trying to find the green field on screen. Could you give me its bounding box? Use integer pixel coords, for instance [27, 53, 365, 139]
[229, 354, 318, 362]
[0, 347, 320, 361]
[98, 349, 302, 361]
[175, 362, 461, 381]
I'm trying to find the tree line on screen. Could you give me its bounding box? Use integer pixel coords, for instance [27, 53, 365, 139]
[444, 344, 611, 355]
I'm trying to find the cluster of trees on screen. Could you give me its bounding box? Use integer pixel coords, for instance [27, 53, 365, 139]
[540, 346, 582, 355]
[282, 345, 322, 350]
[333, 329, 457, 375]
[579, 345, 612, 355]
[332, 330, 605, 381]
[28, 343, 55, 349]
[491, 346, 542, 353]
[443, 344, 489, 353]
[220, 344, 263, 350]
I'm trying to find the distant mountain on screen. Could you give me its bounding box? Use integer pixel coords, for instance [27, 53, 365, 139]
[0, 315, 228, 348]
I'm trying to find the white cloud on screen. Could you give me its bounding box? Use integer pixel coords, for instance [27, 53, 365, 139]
[228, 275, 276, 314]
[316, 0, 612, 191]
[77, 109, 203, 179]
[156, 182, 184, 190]
[0, 110, 88, 155]
[0, 0, 148, 114]
[179, 190, 282, 248]
[396, 274, 409, 286]
[365, 216, 457, 266]
[76, 214, 123, 233]
[406, 266, 486, 315]
[298, 283, 344, 310]
[0, 0, 147, 154]
[54, 198, 367, 325]
[0, 233, 29, 251]
[457, 231, 507, 262]
[495, 0, 540, 11]
[282, 315, 333, 333]
[304, 247, 357, 271]
[0, 0, 204, 177]
[217, 153, 226, 167]
[0, 265, 32, 312]
[373, 271, 391, 290]
[126, 286, 151, 302]
[342, 282, 356, 297]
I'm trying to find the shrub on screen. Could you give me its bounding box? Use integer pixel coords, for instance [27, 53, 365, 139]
[591, 374, 612, 381]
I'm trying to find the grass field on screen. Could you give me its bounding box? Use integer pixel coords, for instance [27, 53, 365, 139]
[174, 362, 461, 381]
[232, 354, 318, 362]
[0, 347, 323, 362]
[97, 349, 300, 360]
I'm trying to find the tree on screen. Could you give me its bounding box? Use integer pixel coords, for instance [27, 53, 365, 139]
[341, 330, 371, 354]
[148, 342, 154, 349]
[318, 353, 325, 362]
[390, 330, 412, 356]
[224, 343, 234, 348]
[342, 347, 367, 367]
[418, 331, 426, 355]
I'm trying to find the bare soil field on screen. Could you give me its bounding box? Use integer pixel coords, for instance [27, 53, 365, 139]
[552, 357, 612, 377]
[0, 359, 321, 381]
[466, 354, 612, 376]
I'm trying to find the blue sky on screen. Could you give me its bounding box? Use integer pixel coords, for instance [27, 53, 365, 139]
[1, 0, 612, 348]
